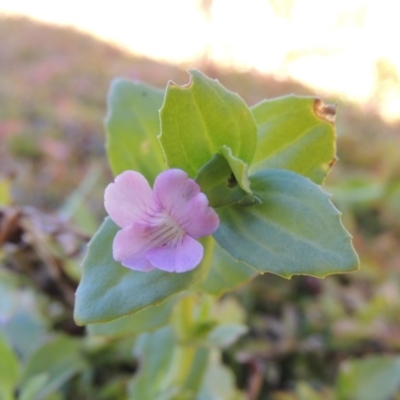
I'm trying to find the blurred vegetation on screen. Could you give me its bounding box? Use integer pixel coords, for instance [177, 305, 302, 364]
[1, 15, 400, 399]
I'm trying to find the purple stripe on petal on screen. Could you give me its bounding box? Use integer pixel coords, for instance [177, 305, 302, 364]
[106, 168, 219, 273]
[153, 169, 219, 238]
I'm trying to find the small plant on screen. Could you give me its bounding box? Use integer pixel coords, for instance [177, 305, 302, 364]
[72, 69, 359, 398]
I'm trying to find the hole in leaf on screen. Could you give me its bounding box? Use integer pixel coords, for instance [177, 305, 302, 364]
[226, 173, 238, 188]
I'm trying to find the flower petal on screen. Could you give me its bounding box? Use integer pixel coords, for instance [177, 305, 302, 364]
[153, 169, 199, 212]
[153, 169, 219, 238]
[145, 235, 203, 273]
[104, 171, 156, 228]
[181, 193, 220, 238]
[120, 255, 155, 272]
[112, 223, 154, 271]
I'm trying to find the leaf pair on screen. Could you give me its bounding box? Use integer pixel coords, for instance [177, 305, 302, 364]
[74, 70, 359, 326]
[158, 70, 358, 279]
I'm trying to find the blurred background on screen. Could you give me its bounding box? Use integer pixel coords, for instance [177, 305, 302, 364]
[2, 0, 400, 121]
[1, 0, 400, 399]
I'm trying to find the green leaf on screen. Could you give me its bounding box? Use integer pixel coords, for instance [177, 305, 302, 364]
[206, 323, 248, 348]
[129, 327, 210, 400]
[195, 153, 250, 208]
[0, 274, 19, 324]
[0, 331, 19, 400]
[128, 327, 177, 400]
[19, 374, 48, 400]
[105, 79, 165, 182]
[19, 336, 86, 400]
[197, 240, 255, 296]
[198, 350, 245, 400]
[181, 347, 209, 395]
[219, 145, 252, 194]
[0, 178, 12, 206]
[88, 296, 177, 338]
[74, 218, 213, 325]
[296, 381, 330, 400]
[212, 297, 247, 325]
[214, 169, 359, 278]
[159, 69, 257, 178]
[336, 356, 400, 400]
[59, 163, 101, 235]
[251, 96, 337, 184]
[326, 179, 385, 207]
[2, 310, 47, 360]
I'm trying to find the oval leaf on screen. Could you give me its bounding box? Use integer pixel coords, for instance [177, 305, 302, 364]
[19, 336, 86, 400]
[206, 323, 248, 348]
[19, 374, 49, 400]
[88, 296, 177, 338]
[336, 356, 400, 400]
[74, 218, 213, 325]
[129, 327, 176, 399]
[251, 96, 337, 184]
[213, 169, 359, 278]
[105, 79, 165, 183]
[159, 69, 257, 178]
[0, 331, 19, 400]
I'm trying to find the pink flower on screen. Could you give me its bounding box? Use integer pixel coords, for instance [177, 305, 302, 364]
[104, 169, 220, 273]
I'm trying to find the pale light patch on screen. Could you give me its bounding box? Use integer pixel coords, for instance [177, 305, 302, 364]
[1, 0, 399, 121]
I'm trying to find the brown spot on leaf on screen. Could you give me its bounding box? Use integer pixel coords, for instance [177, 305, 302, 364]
[314, 98, 337, 124]
[226, 173, 238, 188]
[328, 157, 338, 169]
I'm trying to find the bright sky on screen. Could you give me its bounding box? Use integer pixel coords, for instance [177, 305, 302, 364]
[1, 0, 399, 121]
